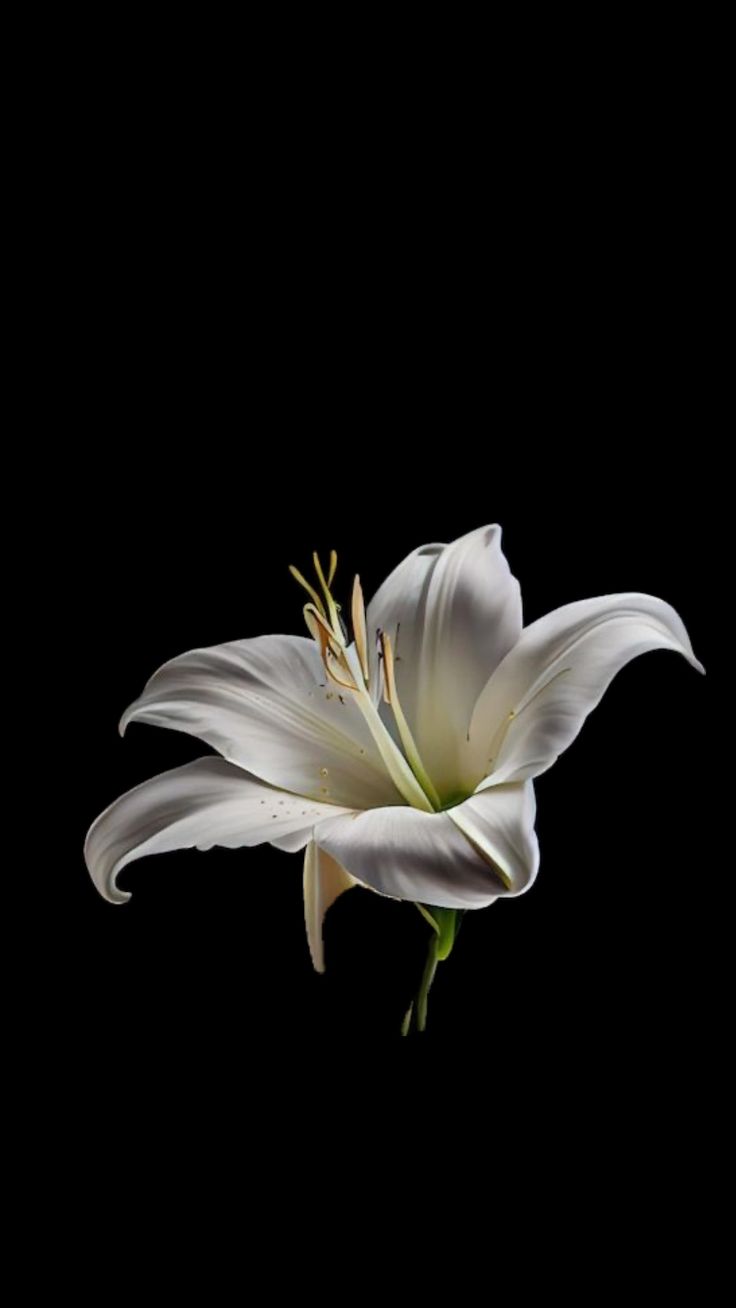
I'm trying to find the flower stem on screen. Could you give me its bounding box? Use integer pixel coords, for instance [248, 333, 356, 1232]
[416, 933, 439, 1031]
[402, 907, 464, 1035]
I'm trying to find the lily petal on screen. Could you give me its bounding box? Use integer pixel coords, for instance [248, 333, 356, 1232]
[314, 782, 536, 909]
[84, 757, 354, 905]
[120, 635, 402, 810]
[303, 841, 356, 973]
[447, 781, 539, 895]
[466, 593, 704, 790]
[366, 525, 522, 799]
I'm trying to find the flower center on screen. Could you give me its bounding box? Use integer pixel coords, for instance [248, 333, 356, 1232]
[289, 553, 440, 812]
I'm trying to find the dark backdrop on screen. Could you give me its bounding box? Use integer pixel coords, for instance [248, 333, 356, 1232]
[39, 118, 720, 1185]
[15, 17, 731, 1293]
[60, 439, 712, 1066]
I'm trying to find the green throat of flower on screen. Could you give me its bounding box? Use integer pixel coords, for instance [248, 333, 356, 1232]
[289, 552, 441, 812]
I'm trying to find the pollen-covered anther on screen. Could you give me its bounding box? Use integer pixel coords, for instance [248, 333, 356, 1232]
[313, 552, 341, 633]
[303, 602, 358, 690]
[289, 554, 435, 810]
[303, 603, 338, 654]
[289, 565, 327, 618]
[380, 630, 398, 706]
[324, 645, 359, 691]
[303, 605, 324, 646]
[351, 575, 370, 687]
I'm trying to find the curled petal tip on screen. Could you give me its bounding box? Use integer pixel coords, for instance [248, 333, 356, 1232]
[118, 704, 135, 737]
[83, 834, 132, 905]
[106, 884, 132, 905]
[681, 636, 705, 676]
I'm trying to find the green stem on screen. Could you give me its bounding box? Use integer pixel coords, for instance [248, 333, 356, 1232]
[434, 907, 457, 961]
[402, 907, 468, 1035]
[416, 934, 439, 1032]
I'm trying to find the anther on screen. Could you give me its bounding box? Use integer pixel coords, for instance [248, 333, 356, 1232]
[381, 629, 397, 706]
[351, 575, 370, 687]
[304, 603, 343, 662]
[289, 565, 326, 617]
[313, 552, 341, 633]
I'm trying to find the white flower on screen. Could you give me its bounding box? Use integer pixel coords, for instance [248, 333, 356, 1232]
[85, 526, 702, 997]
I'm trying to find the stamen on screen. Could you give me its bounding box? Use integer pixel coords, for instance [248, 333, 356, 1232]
[380, 631, 442, 810]
[355, 690, 435, 812]
[313, 552, 342, 635]
[351, 575, 370, 687]
[336, 608, 350, 644]
[312, 550, 329, 593]
[303, 605, 323, 645]
[291, 547, 438, 813]
[374, 628, 386, 702]
[289, 565, 326, 618]
[303, 603, 334, 660]
[327, 549, 338, 587]
[303, 602, 359, 690]
[324, 646, 359, 691]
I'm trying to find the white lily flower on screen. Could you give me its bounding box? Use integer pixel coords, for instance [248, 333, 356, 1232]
[84, 526, 703, 1029]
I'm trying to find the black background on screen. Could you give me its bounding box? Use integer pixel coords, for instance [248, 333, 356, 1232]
[33, 59, 724, 1238]
[60, 419, 714, 1083]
